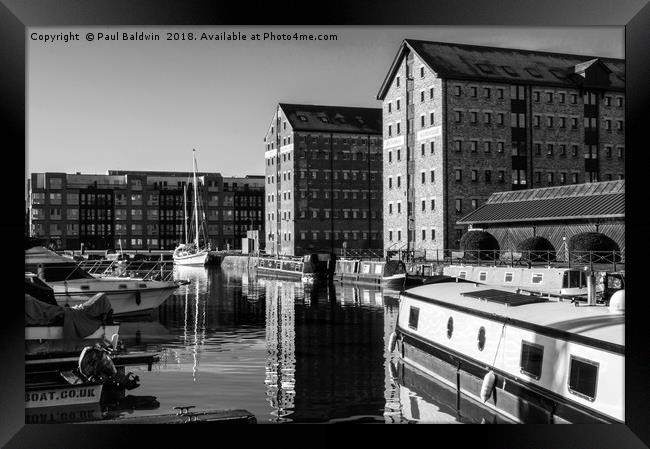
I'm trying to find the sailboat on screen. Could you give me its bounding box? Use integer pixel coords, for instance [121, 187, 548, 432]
[173, 150, 210, 266]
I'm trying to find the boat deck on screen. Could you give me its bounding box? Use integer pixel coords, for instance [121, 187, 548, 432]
[404, 282, 624, 347]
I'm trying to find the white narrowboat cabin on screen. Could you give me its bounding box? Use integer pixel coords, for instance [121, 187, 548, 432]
[390, 280, 624, 423]
[334, 259, 406, 287]
[443, 265, 591, 299]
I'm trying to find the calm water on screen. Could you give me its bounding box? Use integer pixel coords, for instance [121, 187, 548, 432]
[37, 266, 507, 424]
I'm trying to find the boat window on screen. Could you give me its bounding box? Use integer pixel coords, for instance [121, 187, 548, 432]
[563, 270, 586, 289]
[458, 271, 467, 279]
[477, 327, 486, 351]
[29, 264, 95, 282]
[479, 271, 487, 281]
[504, 272, 513, 283]
[520, 341, 544, 380]
[447, 317, 454, 339]
[362, 263, 371, 274]
[607, 275, 623, 289]
[568, 356, 599, 401]
[139, 284, 147, 288]
[119, 284, 128, 289]
[80, 285, 90, 290]
[532, 273, 543, 284]
[374, 264, 383, 275]
[408, 306, 420, 330]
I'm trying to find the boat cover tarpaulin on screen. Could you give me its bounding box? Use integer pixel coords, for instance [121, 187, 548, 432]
[25, 293, 113, 340]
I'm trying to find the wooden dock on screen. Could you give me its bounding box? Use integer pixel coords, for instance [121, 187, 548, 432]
[78, 408, 257, 424]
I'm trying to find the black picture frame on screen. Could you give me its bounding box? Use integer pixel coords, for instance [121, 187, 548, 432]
[2, 1, 648, 447]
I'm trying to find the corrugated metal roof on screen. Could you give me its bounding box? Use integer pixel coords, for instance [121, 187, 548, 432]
[377, 40, 624, 100]
[279, 103, 382, 134]
[458, 181, 625, 225]
[487, 180, 624, 204]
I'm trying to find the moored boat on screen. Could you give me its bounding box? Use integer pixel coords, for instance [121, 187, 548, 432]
[257, 253, 335, 281]
[26, 246, 179, 316]
[389, 279, 625, 423]
[443, 264, 593, 299]
[26, 381, 103, 409]
[173, 149, 210, 266]
[334, 259, 406, 287]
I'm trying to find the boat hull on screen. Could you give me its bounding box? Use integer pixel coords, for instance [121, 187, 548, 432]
[50, 281, 177, 315]
[25, 383, 103, 409]
[173, 251, 209, 266]
[336, 273, 406, 287]
[393, 292, 624, 423]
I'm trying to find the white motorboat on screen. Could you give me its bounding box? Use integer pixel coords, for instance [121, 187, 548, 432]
[173, 149, 210, 266]
[26, 246, 179, 316]
[389, 272, 625, 423]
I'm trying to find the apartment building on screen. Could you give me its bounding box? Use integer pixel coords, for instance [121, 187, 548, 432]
[264, 104, 383, 256]
[377, 39, 625, 253]
[27, 170, 264, 251]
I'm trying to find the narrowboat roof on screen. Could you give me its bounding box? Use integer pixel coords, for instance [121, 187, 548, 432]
[403, 282, 624, 348]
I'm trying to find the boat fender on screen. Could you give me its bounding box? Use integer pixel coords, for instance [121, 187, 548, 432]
[389, 361, 398, 379]
[110, 333, 119, 349]
[135, 289, 141, 305]
[480, 370, 496, 403]
[389, 331, 398, 353]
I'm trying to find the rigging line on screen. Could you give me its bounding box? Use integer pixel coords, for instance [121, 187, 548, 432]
[491, 318, 508, 368]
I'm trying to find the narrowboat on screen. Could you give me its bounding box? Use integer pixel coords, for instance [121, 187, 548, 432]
[389, 280, 625, 423]
[334, 259, 406, 287]
[442, 265, 595, 299]
[256, 253, 335, 281]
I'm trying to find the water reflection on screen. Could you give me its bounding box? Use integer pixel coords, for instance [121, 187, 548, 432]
[264, 280, 296, 422]
[106, 268, 484, 423]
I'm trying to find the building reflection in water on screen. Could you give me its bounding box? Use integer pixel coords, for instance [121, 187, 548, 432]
[264, 279, 297, 422]
[382, 295, 403, 423]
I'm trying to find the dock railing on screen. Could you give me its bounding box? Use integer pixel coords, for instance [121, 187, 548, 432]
[415, 249, 624, 272]
[334, 248, 384, 260]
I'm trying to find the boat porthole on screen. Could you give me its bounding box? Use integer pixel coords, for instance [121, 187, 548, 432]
[447, 317, 454, 339]
[478, 327, 486, 351]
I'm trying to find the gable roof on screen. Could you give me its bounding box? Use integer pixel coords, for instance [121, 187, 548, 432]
[457, 180, 625, 225]
[377, 39, 625, 100]
[278, 103, 382, 135]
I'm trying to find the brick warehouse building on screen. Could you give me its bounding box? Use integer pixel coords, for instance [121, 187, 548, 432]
[377, 39, 625, 256]
[456, 180, 625, 253]
[27, 171, 264, 251]
[264, 104, 383, 256]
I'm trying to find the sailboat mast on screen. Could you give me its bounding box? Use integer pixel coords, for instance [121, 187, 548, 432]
[193, 149, 200, 247]
[183, 184, 188, 244]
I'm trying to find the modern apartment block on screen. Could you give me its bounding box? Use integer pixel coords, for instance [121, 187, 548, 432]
[264, 104, 383, 256]
[27, 170, 264, 251]
[377, 39, 625, 254]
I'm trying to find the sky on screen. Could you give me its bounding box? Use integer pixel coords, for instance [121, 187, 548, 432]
[27, 26, 624, 178]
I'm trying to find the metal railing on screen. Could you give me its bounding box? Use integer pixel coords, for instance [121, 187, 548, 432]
[412, 249, 624, 271]
[334, 248, 384, 260]
[78, 259, 177, 282]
